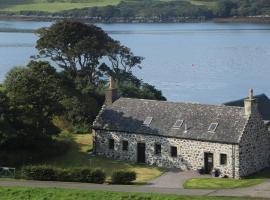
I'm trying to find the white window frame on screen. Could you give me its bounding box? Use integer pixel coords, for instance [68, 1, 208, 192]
[172, 120, 184, 129]
[143, 117, 153, 126]
[208, 123, 218, 132]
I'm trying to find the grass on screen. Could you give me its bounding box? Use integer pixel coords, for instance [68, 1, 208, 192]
[184, 0, 216, 7]
[183, 178, 265, 189]
[0, 187, 269, 200]
[0, 0, 121, 12]
[38, 132, 164, 184]
[0, 0, 216, 12]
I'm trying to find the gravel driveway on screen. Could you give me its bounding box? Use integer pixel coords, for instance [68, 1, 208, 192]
[147, 169, 208, 189]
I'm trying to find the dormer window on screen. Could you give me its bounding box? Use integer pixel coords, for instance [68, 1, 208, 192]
[143, 117, 152, 126]
[208, 123, 218, 132]
[172, 120, 184, 129]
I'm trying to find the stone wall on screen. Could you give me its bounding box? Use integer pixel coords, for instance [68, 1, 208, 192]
[93, 129, 239, 178]
[239, 110, 270, 177]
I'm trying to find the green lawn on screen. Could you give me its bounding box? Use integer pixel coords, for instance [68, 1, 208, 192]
[183, 178, 265, 189]
[0, 187, 268, 200]
[36, 133, 164, 184]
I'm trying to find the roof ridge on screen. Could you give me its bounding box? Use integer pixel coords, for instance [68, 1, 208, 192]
[118, 97, 244, 110]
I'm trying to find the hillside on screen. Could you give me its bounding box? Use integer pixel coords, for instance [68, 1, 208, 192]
[0, 0, 270, 21]
[0, 0, 121, 12]
[0, 0, 214, 12]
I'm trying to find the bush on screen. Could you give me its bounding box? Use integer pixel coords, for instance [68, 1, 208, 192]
[90, 169, 107, 184]
[22, 165, 58, 181]
[111, 170, 136, 184]
[22, 166, 106, 184]
[68, 125, 91, 134]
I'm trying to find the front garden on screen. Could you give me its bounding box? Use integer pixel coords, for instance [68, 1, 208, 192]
[0, 133, 164, 185]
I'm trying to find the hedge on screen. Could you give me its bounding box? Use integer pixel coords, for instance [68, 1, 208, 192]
[22, 165, 106, 184]
[111, 170, 136, 184]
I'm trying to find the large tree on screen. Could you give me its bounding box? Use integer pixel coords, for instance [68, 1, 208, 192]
[102, 43, 143, 84]
[0, 90, 16, 145]
[35, 21, 117, 85]
[4, 61, 63, 136]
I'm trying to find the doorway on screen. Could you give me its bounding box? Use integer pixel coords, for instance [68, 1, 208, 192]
[137, 143, 146, 163]
[204, 152, 214, 174]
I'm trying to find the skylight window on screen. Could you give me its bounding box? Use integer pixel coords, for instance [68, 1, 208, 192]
[143, 117, 153, 126]
[173, 120, 184, 129]
[208, 123, 218, 132]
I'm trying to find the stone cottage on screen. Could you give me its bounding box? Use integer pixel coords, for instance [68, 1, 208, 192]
[93, 81, 270, 178]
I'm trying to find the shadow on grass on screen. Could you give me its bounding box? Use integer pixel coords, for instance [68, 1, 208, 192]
[247, 167, 270, 179]
[44, 133, 165, 184]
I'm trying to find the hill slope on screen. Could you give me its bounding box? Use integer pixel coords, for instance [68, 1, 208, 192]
[0, 0, 214, 12]
[0, 0, 121, 12]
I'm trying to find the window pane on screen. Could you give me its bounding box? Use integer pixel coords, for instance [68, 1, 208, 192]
[143, 117, 153, 126]
[173, 120, 184, 128]
[109, 139, 114, 150]
[122, 140, 128, 151]
[171, 146, 177, 157]
[220, 154, 227, 165]
[208, 123, 218, 132]
[155, 143, 161, 155]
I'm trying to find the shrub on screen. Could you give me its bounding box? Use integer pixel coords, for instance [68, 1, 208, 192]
[69, 168, 92, 182]
[22, 166, 106, 184]
[68, 125, 91, 134]
[22, 165, 58, 181]
[90, 169, 106, 184]
[111, 170, 136, 184]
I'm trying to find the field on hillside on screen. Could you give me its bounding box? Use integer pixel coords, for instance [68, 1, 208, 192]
[0, 0, 216, 12]
[0, 0, 121, 12]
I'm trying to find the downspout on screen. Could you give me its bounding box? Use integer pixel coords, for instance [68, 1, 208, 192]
[232, 144, 236, 179]
[93, 129, 97, 155]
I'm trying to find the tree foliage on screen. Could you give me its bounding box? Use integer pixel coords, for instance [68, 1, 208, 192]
[36, 21, 116, 85]
[4, 61, 63, 136]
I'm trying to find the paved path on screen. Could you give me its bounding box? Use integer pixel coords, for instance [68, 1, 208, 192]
[1, 179, 270, 198]
[147, 169, 207, 189]
[0, 179, 213, 196]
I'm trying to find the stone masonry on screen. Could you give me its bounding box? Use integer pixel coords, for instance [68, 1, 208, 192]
[94, 129, 239, 178]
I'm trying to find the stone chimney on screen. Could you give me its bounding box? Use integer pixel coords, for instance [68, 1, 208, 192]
[244, 89, 257, 116]
[105, 77, 119, 106]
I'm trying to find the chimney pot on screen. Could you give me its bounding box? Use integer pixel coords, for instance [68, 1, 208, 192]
[244, 88, 256, 116]
[105, 77, 119, 106]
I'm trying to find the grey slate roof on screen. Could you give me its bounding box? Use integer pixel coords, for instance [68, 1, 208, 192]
[224, 94, 270, 121]
[93, 98, 248, 144]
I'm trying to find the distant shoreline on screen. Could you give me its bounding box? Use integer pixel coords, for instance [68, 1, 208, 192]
[1, 15, 270, 24]
[214, 17, 270, 24]
[0, 15, 207, 23]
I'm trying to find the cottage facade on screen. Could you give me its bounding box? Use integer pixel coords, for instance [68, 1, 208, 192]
[93, 85, 270, 178]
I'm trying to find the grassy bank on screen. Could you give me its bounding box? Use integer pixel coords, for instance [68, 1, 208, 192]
[0, 187, 268, 200]
[183, 178, 264, 189]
